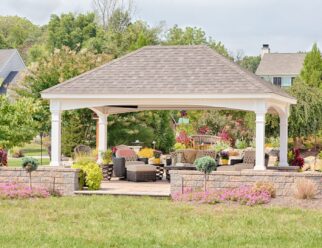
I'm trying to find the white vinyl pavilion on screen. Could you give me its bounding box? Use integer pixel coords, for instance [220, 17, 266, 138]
[41, 45, 296, 170]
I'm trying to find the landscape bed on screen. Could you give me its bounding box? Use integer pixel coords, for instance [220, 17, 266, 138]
[0, 196, 321, 248]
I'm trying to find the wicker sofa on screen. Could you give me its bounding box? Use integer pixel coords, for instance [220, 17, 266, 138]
[217, 150, 269, 171]
[169, 149, 217, 166]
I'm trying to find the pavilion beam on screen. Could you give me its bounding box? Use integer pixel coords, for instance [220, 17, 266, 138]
[50, 100, 62, 166]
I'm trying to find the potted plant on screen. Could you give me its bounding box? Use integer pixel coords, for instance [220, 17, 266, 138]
[100, 149, 113, 180]
[22, 157, 39, 189]
[220, 151, 229, 165]
[137, 147, 154, 164]
[153, 150, 162, 164]
[194, 156, 217, 192]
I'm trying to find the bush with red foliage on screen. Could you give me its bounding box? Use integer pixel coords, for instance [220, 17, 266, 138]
[291, 149, 304, 168]
[0, 149, 7, 167]
[176, 131, 191, 146]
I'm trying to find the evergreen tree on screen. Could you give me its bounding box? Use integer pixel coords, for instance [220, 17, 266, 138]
[300, 43, 322, 88]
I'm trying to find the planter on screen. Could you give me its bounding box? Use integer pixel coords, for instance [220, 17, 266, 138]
[220, 158, 229, 165]
[101, 164, 113, 181]
[153, 158, 161, 164]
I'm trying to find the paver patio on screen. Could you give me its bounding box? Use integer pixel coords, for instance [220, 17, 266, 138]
[75, 179, 170, 197]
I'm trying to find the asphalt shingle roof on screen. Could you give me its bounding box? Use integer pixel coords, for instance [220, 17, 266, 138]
[0, 49, 16, 70]
[256, 53, 306, 76]
[42, 45, 293, 99]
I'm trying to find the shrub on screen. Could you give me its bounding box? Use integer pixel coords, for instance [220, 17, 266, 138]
[235, 139, 248, 149]
[11, 147, 24, 158]
[72, 159, 103, 190]
[174, 143, 186, 150]
[0, 182, 50, 199]
[195, 156, 217, 192]
[176, 131, 191, 146]
[252, 181, 276, 198]
[214, 141, 230, 153]
[318, 151, 322, 159]
[294, 179, 317, 199]
[0, 149, 7, 166]
[138, 148, 154, 158]
[21, 157, 39, 189]
[265, 137, 280, 148]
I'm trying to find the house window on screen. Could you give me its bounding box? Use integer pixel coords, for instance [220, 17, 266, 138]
[273, 77, 282, 87]
[291, 77, 296, 84]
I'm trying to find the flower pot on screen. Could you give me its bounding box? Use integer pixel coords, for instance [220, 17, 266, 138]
[220, 158, 229, 165]
[101, 164, 114, 181]
[153, 158, 161, 164]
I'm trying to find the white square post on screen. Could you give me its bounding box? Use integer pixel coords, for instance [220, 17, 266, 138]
[97, 113, 108, 164]
[254, 110, 266, 170]
[50, 100, 62, 166]
[279, 106, 289, 167]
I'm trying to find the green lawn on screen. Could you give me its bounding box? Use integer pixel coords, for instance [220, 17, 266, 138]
[0, 196, 321, 247]
[8, 158, 50, 167]
[8, 142, 50, 167]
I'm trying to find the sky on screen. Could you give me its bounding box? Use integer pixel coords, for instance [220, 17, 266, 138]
[1, 0, 322, 56]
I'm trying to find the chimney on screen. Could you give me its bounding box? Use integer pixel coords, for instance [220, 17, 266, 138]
[261, 44, 270, 58]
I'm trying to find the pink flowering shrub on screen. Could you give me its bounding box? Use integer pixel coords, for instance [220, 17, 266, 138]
[176, 131, 192, 146]
[0, 182, 50, 199]
[172, 184, 272, 206]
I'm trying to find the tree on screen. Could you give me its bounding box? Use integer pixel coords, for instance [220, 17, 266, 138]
[92, 0, 133, 31]
[0, 96, 40, 150]
[300, 43, 322, 89]
[164, 25, 232, 59]
[14, 47, 112, 154]
[288, 80, 322, 147]
[0, 33, 8, 48]
[47, 13, 103, 51]
[238, 55, 261, 73]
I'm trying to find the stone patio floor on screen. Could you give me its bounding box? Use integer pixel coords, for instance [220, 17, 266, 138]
[75, 178, 170, 197]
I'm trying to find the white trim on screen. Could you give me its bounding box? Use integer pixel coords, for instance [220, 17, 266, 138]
[41, 93, 296, 104]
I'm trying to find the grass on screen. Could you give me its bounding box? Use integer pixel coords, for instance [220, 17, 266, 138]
[19, 142, 48, 157]
[8, 158, 50, 167]
[0, 196, 321, 247]
[8, 142, 50, 167]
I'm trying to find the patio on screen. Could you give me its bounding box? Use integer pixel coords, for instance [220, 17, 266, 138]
[75, 179, 170, 197]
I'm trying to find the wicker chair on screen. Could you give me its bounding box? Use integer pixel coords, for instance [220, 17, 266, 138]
[74, 144, 92, 156]
[217, 150, 268, 171]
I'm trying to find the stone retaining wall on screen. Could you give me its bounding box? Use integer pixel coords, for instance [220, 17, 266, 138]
[0, 167, 80, 196]
[170, 170, 322, 198]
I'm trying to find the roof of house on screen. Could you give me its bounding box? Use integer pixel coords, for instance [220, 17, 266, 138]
[256, 53, 306, 76]
[0, 49, 17, 70]
[42, 45, 293, 99]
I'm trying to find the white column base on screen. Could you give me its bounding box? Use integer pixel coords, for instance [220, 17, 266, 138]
[50, 161, 61, 167]
[279, 161, 289, 167]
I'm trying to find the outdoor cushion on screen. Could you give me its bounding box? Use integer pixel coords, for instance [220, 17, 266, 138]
[126, 164, 156, 172]
[125, 161, 145, 167]
[116, 148, 137, 159]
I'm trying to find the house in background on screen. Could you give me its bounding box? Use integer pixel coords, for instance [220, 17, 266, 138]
[0, 49, 25, 95]
[255, 44, 306, 87]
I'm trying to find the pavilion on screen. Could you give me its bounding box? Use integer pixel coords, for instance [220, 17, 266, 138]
[41, 45, 296, 170]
